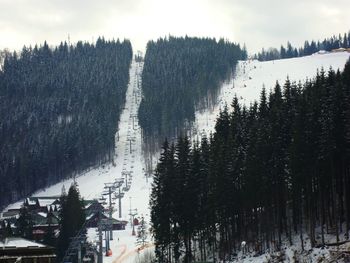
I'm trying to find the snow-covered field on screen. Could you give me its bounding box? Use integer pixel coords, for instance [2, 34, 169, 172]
[194, 51, 350, 138]
[192, 51, 350, 262]
[2, 51, 350, 263]
[3, 59, 152, 263]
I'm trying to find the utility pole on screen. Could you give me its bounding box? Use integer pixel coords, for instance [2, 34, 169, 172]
[130, 114, 137, 130]
[103, 183, 117, 240]
[129, 209, 138, 236]
[128, 137, 136, 153]
[105, 230, 109, 253]
[129, 196, 138, 236]
[114, 178, 124, 218]
[122, 171, 131, 190]
[97, 197, 106, 263]
[77, 241, 82, 263]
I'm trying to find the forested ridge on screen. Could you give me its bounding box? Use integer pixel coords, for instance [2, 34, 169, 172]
[255, 31, 350, 61]
[0, 38, 132, 209]
[151, 61, 350, 262]
[139, 36, 247, 147]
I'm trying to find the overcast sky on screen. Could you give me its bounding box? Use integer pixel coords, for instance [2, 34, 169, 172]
[0, 0, 349, 54]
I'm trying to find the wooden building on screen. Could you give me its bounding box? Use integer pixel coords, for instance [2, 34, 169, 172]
[0, 237, 56, 263]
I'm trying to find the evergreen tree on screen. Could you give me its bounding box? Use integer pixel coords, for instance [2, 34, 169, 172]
[255, 31, 350, 61]
[4, 221, 13, 237]
[136, 216, 148, 247]
[0, 38, 132, 209]
[139, 36, 246, 152]
[43, 209, 56, 247]
[57, 183, 85, 260]
[16, 205, 33, 239]
[151, 60, 350, 261]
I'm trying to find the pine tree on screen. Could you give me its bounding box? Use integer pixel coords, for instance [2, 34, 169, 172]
[43, 209, 56, 247]
[57, 183, 85, 260]
[136, 216, 148, 247]
[0, 39, 132, 209]
[150, 58, 350, 263]
[4, 221, 13, 237]
[17, 205, 33, 239]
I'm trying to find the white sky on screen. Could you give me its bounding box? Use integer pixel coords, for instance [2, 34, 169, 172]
[0, 0, 349, 54]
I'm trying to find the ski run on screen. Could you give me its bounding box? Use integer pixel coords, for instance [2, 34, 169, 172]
[2, 51, 350, 263]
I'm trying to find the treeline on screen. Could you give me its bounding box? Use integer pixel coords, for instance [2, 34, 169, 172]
[255, 31, 350, 61]
[150, 61, 350, 262]
[0, 38, 132, 209]
[139, 36, 247, 147]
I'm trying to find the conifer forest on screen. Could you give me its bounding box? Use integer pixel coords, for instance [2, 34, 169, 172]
[150, 62, 350, 262]
[1, 24, 350, 263]
[255, 31, 350, 61]
[0, 38, 132, 209]
[139, 36, 247, 150]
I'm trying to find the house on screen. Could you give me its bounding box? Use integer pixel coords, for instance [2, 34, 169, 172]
[0, 237, 56, 263]
[332, 47, 346, 52]
[1, 210, 21, 220]
[1, 197, 126, 243]
[24, 197, 60, 213]
[31, 212, 60, 242]
[85, 212, 127, 230]
[84, 200, 104, 216]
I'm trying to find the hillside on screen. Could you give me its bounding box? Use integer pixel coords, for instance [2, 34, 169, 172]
[194, 51, 350, 137]
[0, 39, 132, 209]
[157, 51, 350, 263]
[138, 36, 247, 153]
[2, 51, 350, 263]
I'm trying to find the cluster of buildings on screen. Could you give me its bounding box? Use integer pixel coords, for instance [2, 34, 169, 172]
[0, 196, 128, 262]
[0, 237, 56, 263]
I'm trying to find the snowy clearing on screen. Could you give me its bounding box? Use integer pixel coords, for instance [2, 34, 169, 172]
[194, 51, 350, 138]
[2, 51, 350, 263]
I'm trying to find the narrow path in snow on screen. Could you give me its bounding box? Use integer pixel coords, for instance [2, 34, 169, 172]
[101, 59, 153, 263]
[113, 244, 155, 263]
[85, 58, 152, 263]
[113, 244, 127, 263]
[4, 51, 349, 263]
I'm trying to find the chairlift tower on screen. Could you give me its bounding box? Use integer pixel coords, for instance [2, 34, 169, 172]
[127, 137, 135, 153]
[128, 196, 138, 236]
[103, 183, 117, 240]
[130, 114, 138, 130]
[114, 178, 124, 218]
[122, 171, 132, 190]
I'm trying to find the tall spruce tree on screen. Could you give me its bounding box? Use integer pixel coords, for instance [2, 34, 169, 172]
[57, 183, 85, 260]
[151, 60, 350, 262]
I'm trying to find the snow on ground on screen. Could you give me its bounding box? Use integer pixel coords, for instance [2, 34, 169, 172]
[3, 51, 350, 263]
[0, 237, 46, 248]
[193, 51, 350, 138]
[191, 51, 350, 263]
[3, 59, 152, 263]
[224, 231, 350, 263]
[81, 60, 152, 263]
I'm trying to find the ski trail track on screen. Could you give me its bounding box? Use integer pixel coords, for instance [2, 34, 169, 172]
[5, 59, 152, 263]
[3, 51, 350, 263]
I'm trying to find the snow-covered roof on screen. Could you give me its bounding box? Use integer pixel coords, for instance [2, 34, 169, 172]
[37, 212, 47, 218]
[86, 214, 94, 221]
[37, 198, 58, 207]
[0, 237, 45, 248]
[26, 198, 36, 205]
[0, 210, 20, 220]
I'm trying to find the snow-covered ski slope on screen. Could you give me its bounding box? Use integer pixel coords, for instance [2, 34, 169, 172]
[3, 59, 152, 263]
[5, 60, 148, 210]
[194, 51, 350, 137]
[2, 51, 350, 263]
